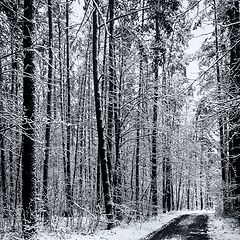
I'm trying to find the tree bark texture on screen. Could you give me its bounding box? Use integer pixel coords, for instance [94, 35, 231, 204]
[65, 0, 73, 216]
[43, 0, 53, 224]
[92, 0, 113, 229]
[22, 0, 36, 237]
[150, 14, 160, 216]
[106, 0, 115, 186]
[227, 0, 240, 214]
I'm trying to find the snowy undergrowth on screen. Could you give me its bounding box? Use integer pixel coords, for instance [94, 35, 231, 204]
[2, 211, 183, 240]
[4, 210, 240, 240]
[37, 212, 181, 240]
[208, 213, 240, 240]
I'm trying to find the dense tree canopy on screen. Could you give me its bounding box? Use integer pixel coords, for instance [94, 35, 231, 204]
[0, 0, 240, 238]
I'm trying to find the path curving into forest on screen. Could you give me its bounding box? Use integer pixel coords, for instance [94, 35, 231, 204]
[145, 214, 210, 240]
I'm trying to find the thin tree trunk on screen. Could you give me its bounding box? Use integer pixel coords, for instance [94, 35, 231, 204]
[166, 156, 172, 212]
[0, 60, 8, 219]
[163, 157, 167, 213]
[42, 0, 53, 224]
[150, 14, 160, 217]
[135, 2, 145, 217]
[92, 0, 113, 229]
[176, 163, 183, 210]
[106, 0, 115, 186]
[65, 0, 72, 216]
[200, 142, 204, 210]
[0, 125, 8, 219]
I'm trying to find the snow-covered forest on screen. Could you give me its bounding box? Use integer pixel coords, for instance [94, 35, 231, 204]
[0, 0, 240, 239]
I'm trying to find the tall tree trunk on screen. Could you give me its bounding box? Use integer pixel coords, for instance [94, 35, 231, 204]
[200, 142, 204, 210]
[213, 0, 228, 214]
[150, 14, 160, 216]
[42, 0, 53, 224]
[65, 0, 72, 216]
[135, 65, 141, 216]
[227, 0, 240, 215]
[22, 0, 36, 237]
[106, 0, 115, 186]
[57, 5, 68, 216]
[92, 0, 113, 229]
[135, 2, 145, 218]
[0, 113, 8, 218]
[0, 60, 8, 219]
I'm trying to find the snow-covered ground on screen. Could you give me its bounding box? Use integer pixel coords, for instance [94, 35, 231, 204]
[36, 212, 182, 240]
[2, 210, 240, 239]
[208, 213, 240, 240]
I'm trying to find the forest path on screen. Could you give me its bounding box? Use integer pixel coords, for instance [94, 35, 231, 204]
[145, 214, 210, 240]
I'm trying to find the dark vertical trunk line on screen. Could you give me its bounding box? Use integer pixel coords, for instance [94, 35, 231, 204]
[227, 0, 240, 215]
[213, 0, 228, 214]
[0, 60, 8, 219]
[106, 0, 115, 186]
[200, 142, 204, 210]
[135, 1, 145, 218]
[43, 0, 53, 225]
[22, 0, 36, 237]
[187, 177, 190, 210]
[162, 157, 166, 213]
[0, 133, 8, 218]
[65, 0, 72, 217]
[166, 157, 172, 212]
[92, 0, 113, 229]
[150, 14, 160, 217]
[58, 5, 68, 217]
[176, 164, 183, 210]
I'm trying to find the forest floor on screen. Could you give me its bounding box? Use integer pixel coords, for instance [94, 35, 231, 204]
[2, 210, 240, 240]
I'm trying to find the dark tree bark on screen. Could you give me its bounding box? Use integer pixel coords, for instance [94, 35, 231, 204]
[0, 137, 7, 219]
[135, 2, 145, 218]
[200, 142, 204, 210]
[92, 0, 113, 229]
[213, 0, 228, 214]
[65, 0, 73, 216]
[135, 59, 142, 216]
[22, 0, 36, 237]
[42, 0, 53, 224]
[227, 0, 240, 215]
[176, 163, 183, 210]
[0, 64, 8, 218]
[166, 156, 172, 212]
[150, 14, 160, 216]
[106, 0, 115, 186]
[57, 3, 68, 216]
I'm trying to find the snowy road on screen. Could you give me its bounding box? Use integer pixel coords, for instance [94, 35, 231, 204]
[146, 214, 209, 240]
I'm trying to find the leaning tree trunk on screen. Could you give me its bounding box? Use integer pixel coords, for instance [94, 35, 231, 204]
[22, 0, 36, 238]
[92, 0, 113, 229]
[42, 0, 53, 225]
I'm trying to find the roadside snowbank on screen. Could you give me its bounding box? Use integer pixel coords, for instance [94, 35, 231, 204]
[208, 213, 240, 240]
[37, 212, 181, 240]
[3, 210, 240, 240]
